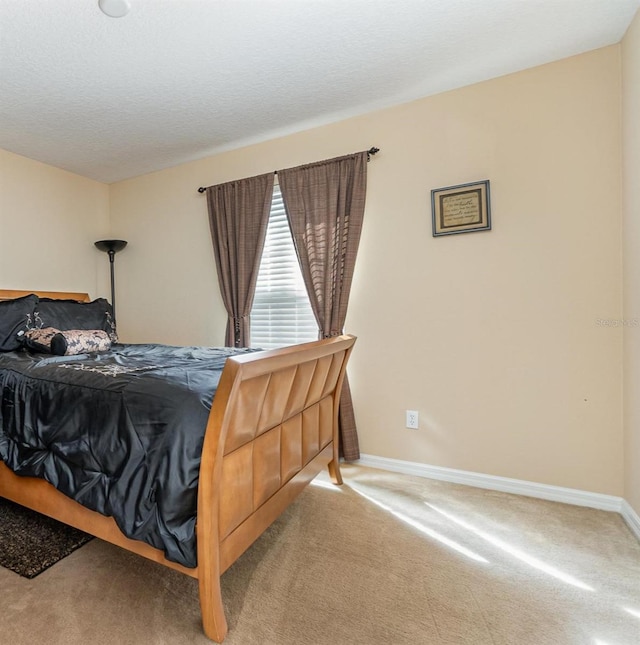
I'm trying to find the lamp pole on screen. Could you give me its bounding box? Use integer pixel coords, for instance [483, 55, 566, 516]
[94, 239, 127, 324]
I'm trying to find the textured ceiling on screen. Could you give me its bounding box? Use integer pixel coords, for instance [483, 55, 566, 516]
[0, 0, 638, 184]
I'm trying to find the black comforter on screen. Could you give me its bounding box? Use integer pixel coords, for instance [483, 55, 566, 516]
[0, 344, 253, 568]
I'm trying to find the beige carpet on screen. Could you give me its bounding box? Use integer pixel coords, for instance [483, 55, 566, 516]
[1, 464, 639, 645]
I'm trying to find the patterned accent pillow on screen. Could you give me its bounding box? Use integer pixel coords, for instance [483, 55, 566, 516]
[21, 327, 61, 353]
[50, 329, 112, 356]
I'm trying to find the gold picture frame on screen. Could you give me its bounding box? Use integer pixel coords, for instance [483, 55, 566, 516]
[431, 180, 491, 237]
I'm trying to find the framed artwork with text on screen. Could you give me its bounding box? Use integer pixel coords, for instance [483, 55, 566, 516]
[431, 180, 491, 237]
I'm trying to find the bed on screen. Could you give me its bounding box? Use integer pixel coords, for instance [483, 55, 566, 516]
[0, 289, 355, 642]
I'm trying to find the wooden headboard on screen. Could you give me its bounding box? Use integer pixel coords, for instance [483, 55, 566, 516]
[0, 289, 91, 302]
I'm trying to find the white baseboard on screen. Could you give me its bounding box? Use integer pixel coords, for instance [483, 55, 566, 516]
[355, 453, 630, 518]
[621, 499, 640, 541]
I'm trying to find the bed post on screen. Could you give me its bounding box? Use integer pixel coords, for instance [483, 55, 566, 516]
[327, 340, 355, 485]
[196, 360, 239, 643]
[198, 567, 227, 643]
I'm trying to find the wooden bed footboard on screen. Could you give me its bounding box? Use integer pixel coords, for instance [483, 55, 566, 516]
[0, 290, 356, 643]
[197, 334, 355, 641]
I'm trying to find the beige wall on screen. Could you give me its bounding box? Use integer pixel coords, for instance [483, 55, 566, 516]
[0, 149, 110, 298]
[622, 12, 640, 516]
[110, 46, 624, 496]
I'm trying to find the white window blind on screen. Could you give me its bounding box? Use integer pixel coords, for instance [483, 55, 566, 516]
[250, 184, 318, 349]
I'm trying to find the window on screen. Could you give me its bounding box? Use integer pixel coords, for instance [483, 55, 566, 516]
[250, 184, 317, 349]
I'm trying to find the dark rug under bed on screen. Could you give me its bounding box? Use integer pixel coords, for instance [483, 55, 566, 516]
[0, 497, 93, 579]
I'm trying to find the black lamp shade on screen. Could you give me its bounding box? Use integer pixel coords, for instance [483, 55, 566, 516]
[95, 239, 127, 254]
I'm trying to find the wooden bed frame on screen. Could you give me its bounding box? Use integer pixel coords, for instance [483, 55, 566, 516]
[0, 289, 356, 642]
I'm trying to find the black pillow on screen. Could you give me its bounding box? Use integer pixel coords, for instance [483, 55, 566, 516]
[35, 298, 117, 342]
[0, 294, 39, 351]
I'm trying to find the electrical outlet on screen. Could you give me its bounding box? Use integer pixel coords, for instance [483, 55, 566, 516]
[406, 410, 419, 429]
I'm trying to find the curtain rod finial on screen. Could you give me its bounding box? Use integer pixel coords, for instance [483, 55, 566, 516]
[367, 147, 380, 160]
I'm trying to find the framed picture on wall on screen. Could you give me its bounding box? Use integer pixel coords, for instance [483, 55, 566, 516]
[431, 180, 491, 236]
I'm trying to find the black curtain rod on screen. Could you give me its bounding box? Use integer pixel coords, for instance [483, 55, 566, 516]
[197, 147, 379, 193]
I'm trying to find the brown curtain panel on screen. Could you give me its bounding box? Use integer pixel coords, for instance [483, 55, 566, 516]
[277, 151, 367, 461]
[206, 173, 274, 347]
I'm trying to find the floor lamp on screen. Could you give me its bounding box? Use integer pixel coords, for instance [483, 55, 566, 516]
[94, 239, 127, 324]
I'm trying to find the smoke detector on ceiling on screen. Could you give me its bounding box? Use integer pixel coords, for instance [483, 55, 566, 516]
[98, 0, 131, 18]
